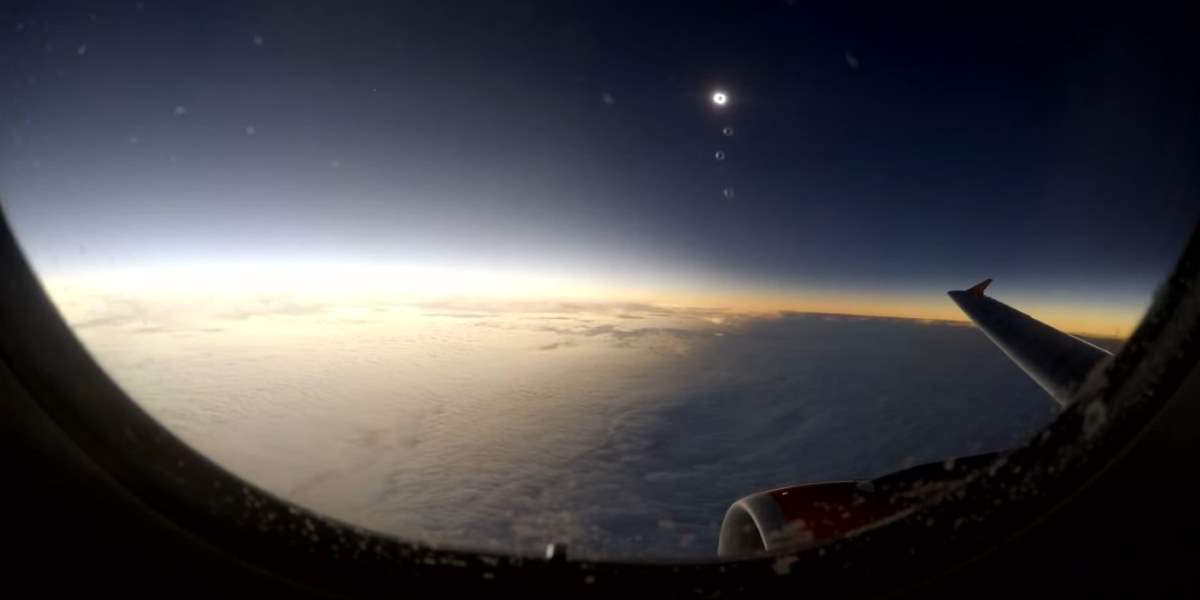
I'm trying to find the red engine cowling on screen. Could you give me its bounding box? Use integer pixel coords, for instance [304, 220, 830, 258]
[717, 452, 1001, 557]
[717, 480, 911, 556]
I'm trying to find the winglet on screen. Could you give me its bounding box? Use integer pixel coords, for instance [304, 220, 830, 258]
[946, 276, 1111, 406]
[966, 278, 993, 297]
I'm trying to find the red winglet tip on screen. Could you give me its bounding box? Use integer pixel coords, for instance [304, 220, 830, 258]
[967, 278, 993, 296]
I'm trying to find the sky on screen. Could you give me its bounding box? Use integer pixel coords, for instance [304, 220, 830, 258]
[2, 2, 1198, 336]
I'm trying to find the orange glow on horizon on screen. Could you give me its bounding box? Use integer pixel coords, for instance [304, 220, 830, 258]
[647, 289, 1138, 340]
[43, 264, 1141, 340]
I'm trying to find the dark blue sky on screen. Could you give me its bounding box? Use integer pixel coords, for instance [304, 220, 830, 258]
[1, 1, 1197, 333]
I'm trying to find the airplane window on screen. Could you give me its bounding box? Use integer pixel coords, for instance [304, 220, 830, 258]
[1, 2, 1196, 564]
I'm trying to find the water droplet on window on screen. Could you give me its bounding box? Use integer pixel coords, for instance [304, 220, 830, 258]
[174, 105, 188, 116]
[845, 51, 860, 70]
[714, 150, 725, 161]
[253, 35, 264, 47]
[722, 187, 736, 199]
[601, 92, 614, 105]
[330, 159, 341, 169]
[544, 542, 566, 560]
[245, 125, 256, 136]
[77, 43, 87, 56]
[722, 126, 734, 136]
[1083, 400, 1107, 438]
[772, 555, 798, 575]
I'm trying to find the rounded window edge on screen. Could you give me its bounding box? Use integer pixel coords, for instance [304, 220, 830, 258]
[1, 209, 1197, 596]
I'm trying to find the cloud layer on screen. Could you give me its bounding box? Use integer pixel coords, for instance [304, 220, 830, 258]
[63, 295, 1070, 558]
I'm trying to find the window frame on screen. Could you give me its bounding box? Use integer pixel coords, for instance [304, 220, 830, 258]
[1, 212, 1197, 596]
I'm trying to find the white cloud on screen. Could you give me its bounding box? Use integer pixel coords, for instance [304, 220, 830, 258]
[54, 288, 1054, 559]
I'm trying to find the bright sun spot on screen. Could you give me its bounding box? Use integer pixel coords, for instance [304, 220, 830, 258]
[712, 91, 728, 106]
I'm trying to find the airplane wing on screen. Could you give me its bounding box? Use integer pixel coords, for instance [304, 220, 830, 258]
[947, 279, 1112, 407]
[717, 279, 1114, 556]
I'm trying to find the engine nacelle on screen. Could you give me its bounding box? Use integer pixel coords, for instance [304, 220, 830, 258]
[717, 452, 1002, 557]
[717, 481, 906, 557]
